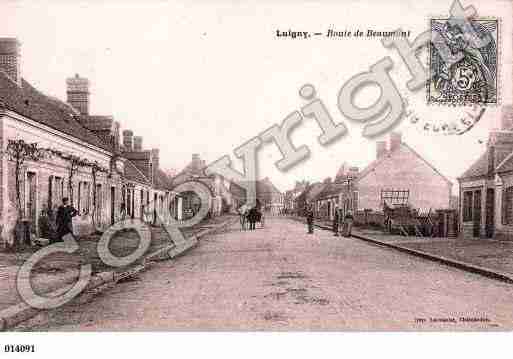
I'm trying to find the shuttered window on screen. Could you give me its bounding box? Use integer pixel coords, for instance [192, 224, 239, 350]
[503, 187, 513, 224]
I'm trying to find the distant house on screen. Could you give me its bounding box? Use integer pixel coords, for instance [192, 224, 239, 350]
[458, 110, 513, 239]
[324, 133, 452, 220]
[229, 177, 283, 214]
[294, 181, 328, 216]
[172, 154, 232, 218]
[313, 177, 350, 221]
[284, 180, 309, 213]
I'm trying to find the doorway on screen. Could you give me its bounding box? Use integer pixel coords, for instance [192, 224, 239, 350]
[472, 189, 482, 238]
[110, 186, 115, 225]
[485, 188, 494, 238]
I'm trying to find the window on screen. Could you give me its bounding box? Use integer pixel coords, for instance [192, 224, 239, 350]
[77, 182, 91, 214]
[51, 176, 63, 208]
[463, 191, 473, 222]
[503, 187, 513, 224]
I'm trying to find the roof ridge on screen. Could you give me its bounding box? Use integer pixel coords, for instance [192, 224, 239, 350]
[0, 72, 112, 152]
[400, 142, 452, 185]
[495, 148, 513, 171]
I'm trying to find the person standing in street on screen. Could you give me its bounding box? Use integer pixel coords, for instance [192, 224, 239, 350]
[248, 206, 257, 230]
[332, 205, 339, 236]
[54, 197, 78, 243]
[306, 205, 314, 234]
[344, 210, 354, 237]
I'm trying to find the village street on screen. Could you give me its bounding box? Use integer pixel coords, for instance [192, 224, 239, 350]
[21, 217, 513, 331]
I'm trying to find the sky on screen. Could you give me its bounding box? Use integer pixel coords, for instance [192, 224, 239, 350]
[1, 0, 511, 192]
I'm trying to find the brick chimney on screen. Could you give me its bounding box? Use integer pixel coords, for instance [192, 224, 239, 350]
[390, 132, 402, 152]
[500, 105, 513, 130]
[66, 74, 90, 115]
[133, 136, 143, 151]
[376, 141, 387, 159]
[151, 148, 160, 172]
[122, 130, 133, 151]
[112, 121, 121, 151]
[0, 38, 21, 86]
[191, 153, 202, 171]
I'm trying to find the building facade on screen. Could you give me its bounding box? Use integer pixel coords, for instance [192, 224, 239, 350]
[0, 38, 176, 246]
[352, 133, 452, 213]
[459, 108, 513, 239]
[172, 153, 232, 218]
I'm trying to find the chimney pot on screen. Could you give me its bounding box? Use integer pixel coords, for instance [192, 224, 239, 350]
[66, 74, 90, 115]
[122, 129, 133, 151]
[151, 148, 160, 171]
[0, 38, 21, 86]
[376, 141, 387, 159]
[390, 132, 402, 152]
[133, 136, 143, 151]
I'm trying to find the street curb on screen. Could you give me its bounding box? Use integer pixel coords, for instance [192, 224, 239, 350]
[351, 233, 513, 284]
[288, 216, 513, 285]
[0, 216, 236, 331]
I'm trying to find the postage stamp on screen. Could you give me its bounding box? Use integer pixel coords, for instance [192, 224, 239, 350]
[428, 17, 499, 106]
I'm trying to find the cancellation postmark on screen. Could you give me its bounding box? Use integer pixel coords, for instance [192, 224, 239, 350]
[427, 17, 499, 106]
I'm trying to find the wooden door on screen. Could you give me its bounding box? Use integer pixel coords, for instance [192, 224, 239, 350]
[485, 188, 495, 238]
[473, 190, 482, 238]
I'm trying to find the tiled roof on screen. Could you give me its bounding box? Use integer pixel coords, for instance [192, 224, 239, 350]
[497, 155, 513, 173]
[459, 151, 489, 179]
[314, 181, 349, 200]
[295, 182, 327, 204]
[354, 142, 452, 185]
[124, 159, 150, 185]
[459, 147, 512, 179]
[0, 71, 111, 151]
[80, 115, 113, 131]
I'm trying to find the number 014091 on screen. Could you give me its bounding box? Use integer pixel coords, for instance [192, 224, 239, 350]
[4, 344, 35, 353]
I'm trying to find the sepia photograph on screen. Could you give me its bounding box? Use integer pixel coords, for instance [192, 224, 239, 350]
[0, 0, 512, 357]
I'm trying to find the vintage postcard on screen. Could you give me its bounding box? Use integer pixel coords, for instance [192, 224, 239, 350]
[0, 0, 513, 356]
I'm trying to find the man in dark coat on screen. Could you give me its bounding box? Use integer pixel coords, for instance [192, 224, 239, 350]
[333, 206, 339, 236]
[306, 205, 314, 234]
[54, 197, 78, 243]
[248, 206, 257, 230]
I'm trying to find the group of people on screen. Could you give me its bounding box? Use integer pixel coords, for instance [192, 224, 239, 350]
[239, 202, 262, 231]
[305, 205, 354, 237]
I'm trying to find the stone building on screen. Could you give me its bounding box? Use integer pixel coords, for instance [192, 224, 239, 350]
[458, 106, 513, 239]
[294, 181, 328, 216]
[312, 177, 350, 221]
[284, 180, 308, 213]
[229, 177, 283, 214]
[348, 132, 452, 213]
[172, 154, 232, 218]
[308, 133, 451, 223]
[0, 38, 175, 245]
